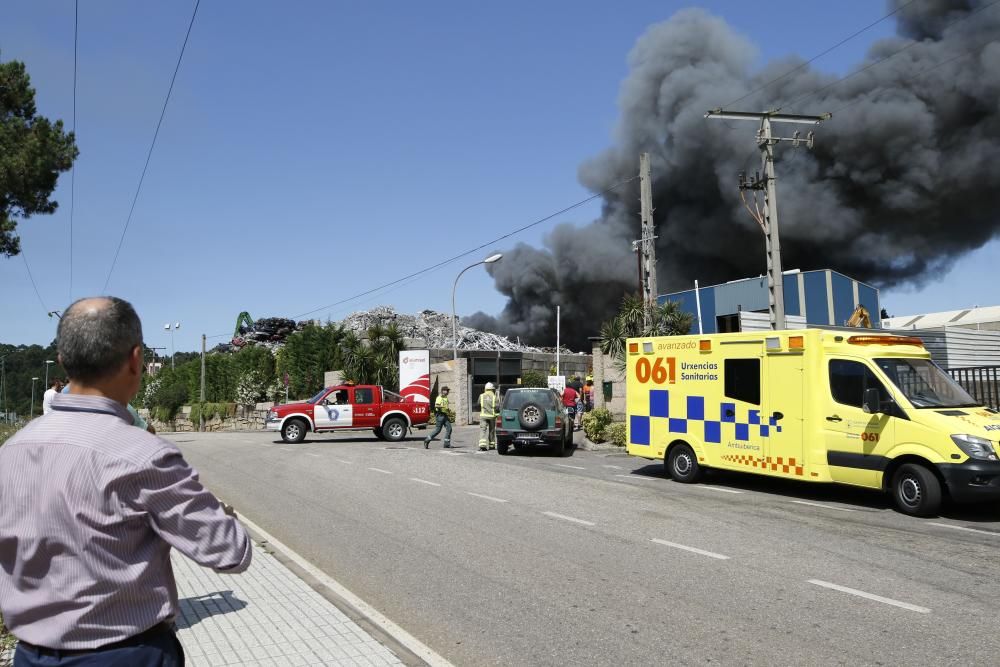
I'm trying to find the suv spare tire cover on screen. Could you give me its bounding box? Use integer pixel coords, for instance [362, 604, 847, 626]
[518, 402, 546, 432]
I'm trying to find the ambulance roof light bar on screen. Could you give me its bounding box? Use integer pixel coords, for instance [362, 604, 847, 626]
[847, 335, 924, 347]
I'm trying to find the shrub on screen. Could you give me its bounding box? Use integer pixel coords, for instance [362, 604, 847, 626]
[605, 422, 627, 447]
[235, 370, 268, 407]
[189, 402, 236, 424]
[582, 407, 614, 443]
[520, 370, 547, 388]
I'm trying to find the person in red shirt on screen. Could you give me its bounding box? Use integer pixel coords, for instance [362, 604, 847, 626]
[562, 385, 578, 425]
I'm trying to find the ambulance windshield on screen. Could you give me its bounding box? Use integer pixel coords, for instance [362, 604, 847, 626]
[876, 358, 979, 409]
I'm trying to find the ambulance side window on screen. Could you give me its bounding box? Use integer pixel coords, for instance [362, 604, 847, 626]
[724, 358, 760, 405]
[829, 360, 890, 408]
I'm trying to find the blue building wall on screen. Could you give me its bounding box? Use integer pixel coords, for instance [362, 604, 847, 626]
[661, 269, 880, 330]
[802, 271, 830, 325]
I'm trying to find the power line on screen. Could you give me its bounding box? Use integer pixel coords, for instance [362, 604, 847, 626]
[292, 176, 639, 319]
[777, 0, 1000, 113]
[719, 0, 917, 110]
[103, 0, 201, 292]
[69, 0, 78, 302]
[21, 251, 48, 314]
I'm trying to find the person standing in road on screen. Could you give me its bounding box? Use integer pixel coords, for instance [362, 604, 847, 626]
[562, 383, 579, 428]
[0, 296, 252, 667]
[424, 385, 453, 449]
[583, 377, 595, 413]
[478, 382, 499, 451]
[41, 378, 63, 415]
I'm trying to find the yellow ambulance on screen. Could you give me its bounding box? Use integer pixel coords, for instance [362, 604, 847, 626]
[625, 329, 1000, 516]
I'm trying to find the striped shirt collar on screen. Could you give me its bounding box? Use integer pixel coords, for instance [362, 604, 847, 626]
[51, 393, 134, 424]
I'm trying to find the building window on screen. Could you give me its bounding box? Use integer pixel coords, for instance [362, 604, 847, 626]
[717, 314, 740, 333]
[724, 358, 760, 405]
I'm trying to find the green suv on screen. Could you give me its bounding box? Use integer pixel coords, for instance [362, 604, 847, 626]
[496, 388, 574, 456]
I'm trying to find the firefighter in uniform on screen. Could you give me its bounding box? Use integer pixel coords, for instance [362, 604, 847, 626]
[478, 382, 499, 451]
[424, 386, 452, 449]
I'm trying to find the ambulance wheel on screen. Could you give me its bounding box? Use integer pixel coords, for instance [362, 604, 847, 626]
[281, 419, 307, 444]
[382, 417, 407, 442]
[891, 463, 942, 517]
[667, 444, 702, 483]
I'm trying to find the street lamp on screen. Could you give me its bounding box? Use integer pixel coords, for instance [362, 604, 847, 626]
[452, 253, 503, 362]
[164, 322, 181, 369]
[30, 377, 39, 419]
[44, 360, 55, 389]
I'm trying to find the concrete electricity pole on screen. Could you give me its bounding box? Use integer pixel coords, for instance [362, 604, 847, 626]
[639, 153, 657, 328]
[705, 109, 829, 330]
[200, 333, 206, 432]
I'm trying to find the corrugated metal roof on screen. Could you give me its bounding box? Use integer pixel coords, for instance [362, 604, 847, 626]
[882, 305, 1000, 330]
[882, 326, 1000, 369]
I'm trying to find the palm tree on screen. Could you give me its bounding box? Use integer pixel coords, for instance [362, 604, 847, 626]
[599, 294, 694, 367]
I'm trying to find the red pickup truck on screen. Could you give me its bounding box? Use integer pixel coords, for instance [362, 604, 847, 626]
[266, 384, 431, 443]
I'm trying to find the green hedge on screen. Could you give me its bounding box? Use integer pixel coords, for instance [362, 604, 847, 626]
[582, 408, 614, 443]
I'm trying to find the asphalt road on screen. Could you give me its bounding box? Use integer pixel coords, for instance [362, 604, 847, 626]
[169, 426, 1000, 666]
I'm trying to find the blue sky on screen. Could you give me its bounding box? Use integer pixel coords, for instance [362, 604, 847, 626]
[2, 1, 997, 351]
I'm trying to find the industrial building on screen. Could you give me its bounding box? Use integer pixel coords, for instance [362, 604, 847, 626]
[660, 269, 881, 334]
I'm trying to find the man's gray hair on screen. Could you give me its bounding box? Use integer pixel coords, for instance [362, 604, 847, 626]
[57, 297, 143, 383]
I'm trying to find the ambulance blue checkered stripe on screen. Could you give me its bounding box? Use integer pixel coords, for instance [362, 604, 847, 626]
[629, 392, 781, 447]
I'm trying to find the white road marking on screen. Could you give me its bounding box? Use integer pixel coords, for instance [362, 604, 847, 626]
[279, 447, 294, 452]
[808, 579, 930, 614]
[615, 474, 657, 482]
[552, 463, 586, 470]
[233, 514, 455, 667]
[651, 538, 730, 560]
[438, 451, 465, 456]
[929, 522, 1000, 536]
[466, 492, 508, 503]
[335, 459, 354, 465]
[368, 467, 393, 475]
[306, 453, 321, 458]
[410, 478, 442, 487]
[696, 486, 744, 494]
[791, 500, 856, 512]
[602, 464, 625, 470]
[542, 511, 595, 527]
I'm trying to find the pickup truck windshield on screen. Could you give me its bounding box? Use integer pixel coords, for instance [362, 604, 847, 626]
[504, 389, 558, 411]
[875, 358, 979, 408]
[306, 389, 327, 404]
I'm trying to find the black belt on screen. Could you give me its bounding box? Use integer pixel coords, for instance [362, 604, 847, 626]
[19, 621, 175, 657]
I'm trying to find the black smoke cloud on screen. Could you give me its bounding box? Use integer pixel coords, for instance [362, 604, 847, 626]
[467, 1, 1000, 350]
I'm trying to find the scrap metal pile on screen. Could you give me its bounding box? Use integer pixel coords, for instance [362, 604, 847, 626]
[341, 306, 544, 352]
[213, 306, 556, 354]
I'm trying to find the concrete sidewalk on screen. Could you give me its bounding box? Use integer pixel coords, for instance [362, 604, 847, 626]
[173, 541, 407, 666]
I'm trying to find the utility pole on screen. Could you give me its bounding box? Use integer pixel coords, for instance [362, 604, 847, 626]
[200, 333, 206, 432]
[705, 109, 829, 330]
[1, 355, 7, 424]
[638, 152, 657, 328]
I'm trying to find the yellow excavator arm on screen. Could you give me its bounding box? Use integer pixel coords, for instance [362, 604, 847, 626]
[846, 304, 872, 328]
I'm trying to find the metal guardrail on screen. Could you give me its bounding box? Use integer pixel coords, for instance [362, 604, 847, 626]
[946, 366, 1000, 410]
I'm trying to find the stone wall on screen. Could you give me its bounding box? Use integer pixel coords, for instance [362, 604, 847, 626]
[590, 341, 626, 419]
[429, 358, 470, 424]
[145, 402, 274, 434]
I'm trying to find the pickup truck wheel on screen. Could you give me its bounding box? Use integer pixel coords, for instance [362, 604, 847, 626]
[667, 443, 702, 483]
[281, 419, 307, 444]
[382, 417, 407, 442]
[373, 428, 385, 440]
[891, 463, 942, 517]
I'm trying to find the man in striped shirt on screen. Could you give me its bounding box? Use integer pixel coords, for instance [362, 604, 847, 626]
[0, 297, 252, 666]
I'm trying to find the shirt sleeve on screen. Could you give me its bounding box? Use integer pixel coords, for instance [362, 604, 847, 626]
[127, 446, 252, 574]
